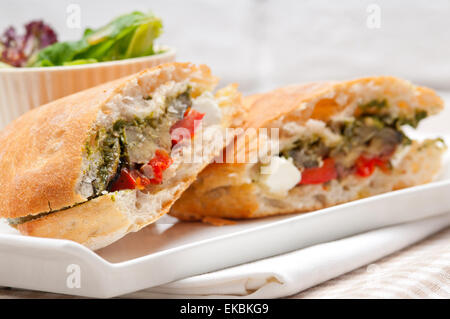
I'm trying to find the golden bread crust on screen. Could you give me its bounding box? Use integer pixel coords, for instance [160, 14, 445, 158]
[0, 62, 217, 219]
[0, 80, 114, 219]
[17, 195, 132, 248]
[242, 77, 442, 130]
[17, 176, 193, 250]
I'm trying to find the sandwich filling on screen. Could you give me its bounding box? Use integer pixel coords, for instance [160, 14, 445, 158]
[258, 99, 444, 195]
[8, 83, 224, 225]
[88, 89, 200, 195]
[83, 87, 203, 196]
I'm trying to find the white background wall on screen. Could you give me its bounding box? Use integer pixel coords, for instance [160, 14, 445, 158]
[1, 0, 449, 93]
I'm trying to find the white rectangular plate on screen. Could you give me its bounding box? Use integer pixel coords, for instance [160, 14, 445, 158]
[1, 130, 450, 298]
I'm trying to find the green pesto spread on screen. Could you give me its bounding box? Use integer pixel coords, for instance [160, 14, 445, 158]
[85, 89, 191, 196]
[7, 211, 53, 225]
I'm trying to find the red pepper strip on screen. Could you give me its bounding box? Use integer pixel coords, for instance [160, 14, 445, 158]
[109, 168, 137, 192]
[130, 170, 151, 190]
[109, 168, 152, 192]
[299, 158, 338, 185]
[109, 150, 174, 191]
[170, 109, 205, 146]
[355, 155, 389, 177]
[147, 149, 174, 184]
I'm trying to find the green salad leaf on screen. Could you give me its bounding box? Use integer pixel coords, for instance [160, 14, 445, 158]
[28, 11, 163, 67]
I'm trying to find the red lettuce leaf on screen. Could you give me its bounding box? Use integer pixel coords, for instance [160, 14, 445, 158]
[0, 20, 57, 67]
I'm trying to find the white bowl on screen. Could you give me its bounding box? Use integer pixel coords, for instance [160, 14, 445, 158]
[0, 46, 176, 129]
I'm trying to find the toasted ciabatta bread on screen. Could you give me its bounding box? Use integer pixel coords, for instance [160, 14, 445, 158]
[0, 62, 243, 249]
[170, 76, 445, 221]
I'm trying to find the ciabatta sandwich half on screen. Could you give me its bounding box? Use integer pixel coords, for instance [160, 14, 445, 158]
[0, 62, 242, 249]
[170, 76, 445, 221]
